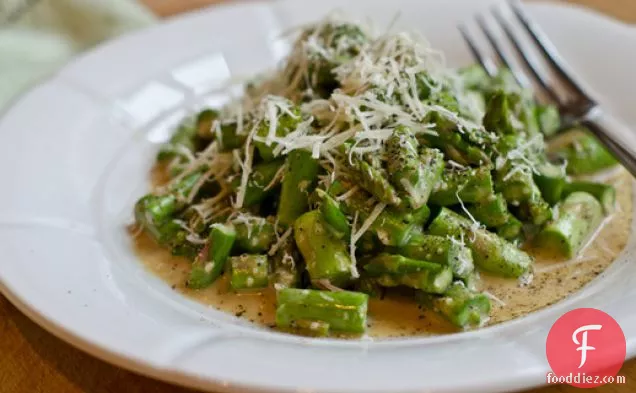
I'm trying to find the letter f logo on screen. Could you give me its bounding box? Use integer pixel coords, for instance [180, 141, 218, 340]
[572, 324, 603, 368]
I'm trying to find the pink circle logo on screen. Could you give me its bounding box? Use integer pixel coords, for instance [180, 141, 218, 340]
[546, 308, 626, 388]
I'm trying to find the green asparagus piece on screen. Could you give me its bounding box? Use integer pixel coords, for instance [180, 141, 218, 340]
[518, 188, 553, 226]
[271, 236, 301, 288]
[418, 282, 491, 329]
[169, 170, 207, 205]
[495, 165, 535, 204]
[229, 254, 269, 290]
[428, 208, 533, 278]
[231, 160, 284, 207]
[423, 130, 491, 167]
[343, 195, 417, 247]
[188, 224, 236, 289]
[298, 23, 367, 97]
[496, 162, 553, 224]
[364, 254, 453, 294]
[277, 150, 321, 227]
[517, 98, 542, 137]
[533, 161, 567, 205]
[497, 215, 523, 241]
[144, 219, 195, 258]
[548, 129, 617, 175]
[316, 189, 351, 239]
[467, 193, 511, 228]
[353, 159, 402, 206]
[134, 194, 177, 241]
[483, 90, 517, 135]
[233, 216, 276, 253]
[386, 127, 444, 208]
[563, 181, 616, 213]
[275, 288, 368, 334]
[536, 104, 560, 137]
[160, 219, 200, 258]
[255, 104, 301, 161]
[429, 166, 494, 206]
[294, 210, 354, 286]
[134, 171, 205, 241]
[400, 204, 431, 225]
[534, 192, 603, 258]
[398, 234, 474, 280]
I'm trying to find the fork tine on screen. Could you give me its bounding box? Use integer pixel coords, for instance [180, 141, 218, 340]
[491, 7, 562, 104]
[458, 25, 498, 76]
[508, 0, 591, 102]
[475, 14, 531, 89]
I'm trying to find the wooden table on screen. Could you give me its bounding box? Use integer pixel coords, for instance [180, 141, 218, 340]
[2, 1, 635, 392]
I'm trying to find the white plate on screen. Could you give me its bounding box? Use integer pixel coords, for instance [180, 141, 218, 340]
[1, 1, 636, 392]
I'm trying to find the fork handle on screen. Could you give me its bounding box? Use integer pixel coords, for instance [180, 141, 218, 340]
[582, 107, 636, 178]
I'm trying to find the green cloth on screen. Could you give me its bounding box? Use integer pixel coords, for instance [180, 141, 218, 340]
[0, 0, 156, 108]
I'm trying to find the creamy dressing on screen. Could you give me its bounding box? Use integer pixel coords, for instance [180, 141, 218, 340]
[133, 170, 632, 338]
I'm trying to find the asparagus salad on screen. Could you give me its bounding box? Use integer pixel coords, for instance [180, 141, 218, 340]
[132, 18, 631, 337]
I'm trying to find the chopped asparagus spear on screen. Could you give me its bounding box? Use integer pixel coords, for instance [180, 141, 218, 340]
[548, 129, 617, 175]
[294, 210, 354, 287]
[159, 219, 200, 258]
[271, 235, 301, 288]
[353, 159, 402, 206]
[417, 282, 491, 329]
[134, 194, 177, 241]
[533, 161, 567, 205]
[386, 127, 444, 208]
[231, 160, 284, 207]
[467, 193, 511, 228]
[276, 288, 368, 334]
[429, 166, 494, 206]
[277, 150, 321, 227]
[483, 90, 517, 135]
[364, 254, 453, 294]
[398, 233, 475, 280]
[495, 165, 535, 204]
[230, 254, 269, 290]
[342, 194, 417, 247]
[563, 181, 616, 214]
[233, 216, 276, 253]
[254, 101, 301, 161]
[428, 208, 533, 278]
[188, 223, 236, 289]
[400, 204, 431, 225]
[534, 192, 603, 258]
[497, 215, 523, 241]
[134, 170, 207, 242]
[317, 189, 351, 239]
[536, 104, 560, 137]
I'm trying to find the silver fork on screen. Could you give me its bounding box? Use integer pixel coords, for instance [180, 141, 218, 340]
[459, 0, 636, 177]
